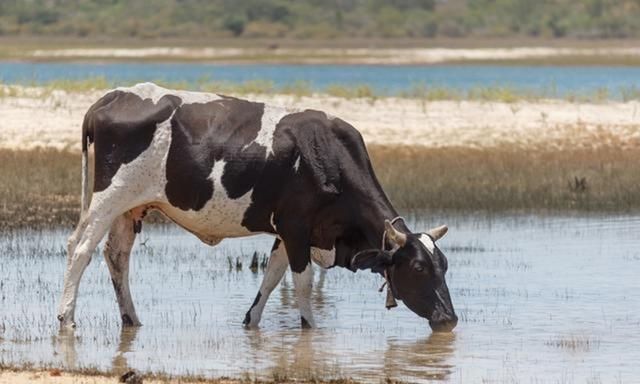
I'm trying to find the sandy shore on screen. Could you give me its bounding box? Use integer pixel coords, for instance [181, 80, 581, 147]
[1, 86, 639, 152]
[26, 46, 640, 64]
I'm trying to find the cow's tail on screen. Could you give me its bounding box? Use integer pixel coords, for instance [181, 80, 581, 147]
[80, 116, 92, 214]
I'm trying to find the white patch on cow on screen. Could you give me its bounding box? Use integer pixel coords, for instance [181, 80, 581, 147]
[90, 111, 175, 210]
[116, 82, 221, 105]
[246, 242, 288, 327]
[250, 104, 291, 157]
[310, 247, 335, 268]
[158, 159, 254, 242]
[292, 262, 315, 327]
[270, 212, 276, 230]
[293, 156, 301, 172]
[419, 234, 436, 253]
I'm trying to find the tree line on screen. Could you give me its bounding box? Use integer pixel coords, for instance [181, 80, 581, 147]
[0, 0, 638, 39]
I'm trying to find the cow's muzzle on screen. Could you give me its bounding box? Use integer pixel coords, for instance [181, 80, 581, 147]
[429, 314, 458, 333]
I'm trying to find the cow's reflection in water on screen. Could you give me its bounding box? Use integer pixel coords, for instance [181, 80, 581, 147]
[54, 329, 78, 369]
[383, 333, 457, 382]
[55, 327, 141, 376]
[243, 329, 456, 382]
[112, 327, 140, 374]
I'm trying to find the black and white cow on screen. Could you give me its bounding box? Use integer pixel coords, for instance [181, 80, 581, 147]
[58, 83, 458, 332]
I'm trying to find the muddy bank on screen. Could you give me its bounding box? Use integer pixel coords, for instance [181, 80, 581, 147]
[0, 368, 339, 383]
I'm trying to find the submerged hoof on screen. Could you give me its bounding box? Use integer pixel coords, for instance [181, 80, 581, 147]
[301, 317, 312, 329]
[121, 314, 141, 327]
[57, 315, 76, 329]
[242, 311, 251, 326]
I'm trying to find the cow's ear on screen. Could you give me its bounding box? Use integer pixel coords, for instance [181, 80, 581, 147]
[351, 249, 393, 273]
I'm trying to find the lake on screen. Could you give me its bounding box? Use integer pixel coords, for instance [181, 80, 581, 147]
[1, 213, 639, 383]
[2, 62, 640, 98]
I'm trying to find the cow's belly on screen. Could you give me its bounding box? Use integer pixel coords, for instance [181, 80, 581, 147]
[156, 188, 258, 245]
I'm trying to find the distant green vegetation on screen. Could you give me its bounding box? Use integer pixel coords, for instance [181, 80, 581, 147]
[1, 0, 639, 39]
[4, 78, 640, 102]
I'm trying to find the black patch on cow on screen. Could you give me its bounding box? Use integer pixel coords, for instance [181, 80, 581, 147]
[165, 97, 265, 211]
[85, 91, 181, 192]
[301, 316, 312, 329]
[250, 291, 262, 309]
[242, 291, 262, 325]
[122, 314, 134, 327]
[240, 110, 344, 235]
[271, 239, 281, 252]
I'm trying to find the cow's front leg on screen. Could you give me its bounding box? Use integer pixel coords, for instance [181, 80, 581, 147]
[292, 260, 315, 328]
[277, 220, 316, 328]
[243, 239, 288, 328]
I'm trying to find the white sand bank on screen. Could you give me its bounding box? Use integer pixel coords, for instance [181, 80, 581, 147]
[28, 46, 640, 64]
[1, 86, 639, 152]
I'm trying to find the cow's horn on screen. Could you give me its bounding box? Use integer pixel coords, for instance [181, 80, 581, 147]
[384, 220, 407, 246]
[426, 225, 448, 241]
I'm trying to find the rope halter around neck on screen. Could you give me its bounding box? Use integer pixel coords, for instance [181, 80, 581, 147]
[380, 216, 405, 309]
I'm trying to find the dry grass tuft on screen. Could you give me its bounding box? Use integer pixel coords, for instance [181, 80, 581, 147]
[2, 145, 640, 229]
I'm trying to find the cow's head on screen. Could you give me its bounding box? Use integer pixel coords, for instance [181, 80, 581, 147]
[352, 220, 457, 333]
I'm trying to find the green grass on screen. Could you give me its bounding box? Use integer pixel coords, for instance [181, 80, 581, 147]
[3, 145, 640, 229]
[3, 77, 639, 103]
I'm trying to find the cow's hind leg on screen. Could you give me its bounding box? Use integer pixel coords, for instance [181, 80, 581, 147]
[243, 239, 288, 328]
[103, 212, 141, 327]
[58, 209, 118, 328]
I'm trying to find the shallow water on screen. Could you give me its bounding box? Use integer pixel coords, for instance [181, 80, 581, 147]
[2, 62, 640, 98]
[1, 213, 640, 383]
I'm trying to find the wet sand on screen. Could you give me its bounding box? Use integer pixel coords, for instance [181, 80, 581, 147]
[1, 86, 639, 152]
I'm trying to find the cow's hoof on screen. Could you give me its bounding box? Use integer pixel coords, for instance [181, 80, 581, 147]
[121, 314, 140, 327]
[57, 315, 76, 329]
[301, 316, 312, 329]
[242, 311, 251, 326]
[242, 313, 260, 329]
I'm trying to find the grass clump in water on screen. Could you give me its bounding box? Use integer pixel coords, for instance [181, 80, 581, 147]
[545, 335, 601, 352]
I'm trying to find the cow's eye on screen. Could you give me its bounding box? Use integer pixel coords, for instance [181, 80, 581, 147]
[415, 265, 425, 273]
